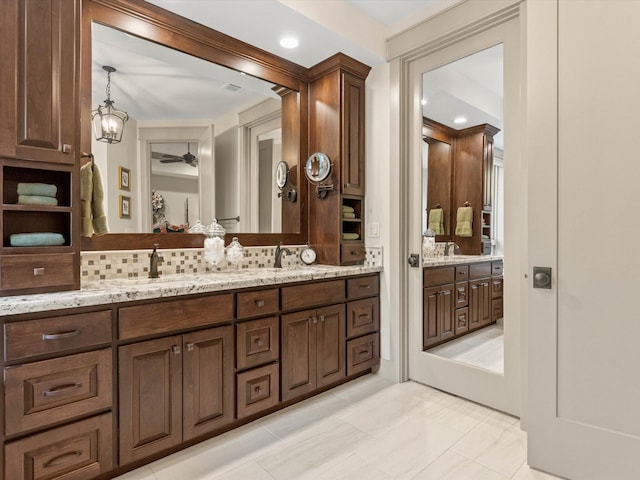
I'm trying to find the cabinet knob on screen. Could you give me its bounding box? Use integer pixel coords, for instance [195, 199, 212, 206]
[255, 338, 263, 346]
[312, 317, 317, 324]
[62, 144, 72, 154]
[186, 343, 194, 352]
[33, 267, 45, 276]
[319, 315, 325, 322]
[172, 345, 181, 355]
[255, 300, 265, 307]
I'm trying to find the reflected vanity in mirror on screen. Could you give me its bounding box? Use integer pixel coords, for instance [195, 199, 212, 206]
[80, 0, 308, 249]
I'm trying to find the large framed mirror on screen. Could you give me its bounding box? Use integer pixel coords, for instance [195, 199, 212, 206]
[80, 0, 308, 249]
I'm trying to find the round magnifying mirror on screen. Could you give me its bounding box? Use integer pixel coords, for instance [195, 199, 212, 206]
[275, 161, 289, 189]
[305, 152, 332, 183]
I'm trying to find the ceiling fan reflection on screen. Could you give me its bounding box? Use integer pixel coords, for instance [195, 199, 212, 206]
[152, 143, 198, 167]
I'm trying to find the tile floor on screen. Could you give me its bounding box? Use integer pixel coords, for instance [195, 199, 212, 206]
[428, 321, 504, 374]
[115, 374, 562, 480]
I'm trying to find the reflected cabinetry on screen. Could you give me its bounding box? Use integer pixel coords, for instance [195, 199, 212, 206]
[0, 0, 80, 295]
[423, 260, 503, 350]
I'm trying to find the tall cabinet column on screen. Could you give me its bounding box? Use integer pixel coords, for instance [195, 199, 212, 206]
[307, 54, 370, 265]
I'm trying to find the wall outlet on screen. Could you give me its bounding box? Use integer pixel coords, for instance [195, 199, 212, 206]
[368, 222, 380, 238]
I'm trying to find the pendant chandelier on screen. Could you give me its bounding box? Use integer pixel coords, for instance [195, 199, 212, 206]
[91, 65, 129, 144]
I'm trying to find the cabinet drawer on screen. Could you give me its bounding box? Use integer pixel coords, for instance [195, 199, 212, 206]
[237, 288, 279, 319]
[492, 260, 503, 276]
[5, 412, 113, 480]
[347, 275, 379, 299]
[119, 294, 233, 340]
[236, 316, 279, 370]
[236, 363, 279, 419]
[455, 307, 469, 335]
[4, 349, 112, 436]
[469, 262, 492, 279]
[0, 253, 75, 291]
[346, 333, 379, 376]
[341, 243, 366, 263]
[455, 265, 469, 281]
[346, 297, 379, 338]
[423, 266, 455, 287]
[491, 277, 504, 299]
[4, 310, 112, 362]
[455, 281, 469, 308]
[281, 280, 345, 311]
[492, 298, 503, 321]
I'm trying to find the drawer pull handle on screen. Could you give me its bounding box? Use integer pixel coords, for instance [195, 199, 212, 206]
[358, 314, 369, 318]
[43, 450, 82, 468]
[43, 383, 82, 397]
[33, 267, 45, 276]
[254, 386, 263, 394]
[255, 300, 265, 307]
[351, 250, 359, 256]
[359, 285, 372, 289]
[42, 330, 80, 340]
[359, 349, 370, 355]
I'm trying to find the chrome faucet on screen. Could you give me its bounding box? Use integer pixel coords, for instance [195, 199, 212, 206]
[444, 242, 459, 256]
[149, 244, 164, 278]
[274, 243, 291, 268]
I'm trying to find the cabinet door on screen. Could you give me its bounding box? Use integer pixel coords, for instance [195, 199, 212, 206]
[281, 309, 316, 402]
[341, 73, 365, 195]
[316, 304, 346, 388]
[439, 284, 455, 341]
[119, 336, 182, 465]
[0, 0, 78, 163]
[423, 286, 441, 349]
[469, 278, 492, 330]
[183, 325, 234, 441]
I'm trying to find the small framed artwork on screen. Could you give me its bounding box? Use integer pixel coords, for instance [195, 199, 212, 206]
[119, 166, 130, 191]
[119, 195, 131, 218]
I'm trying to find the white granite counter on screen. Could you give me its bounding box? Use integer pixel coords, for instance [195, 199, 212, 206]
[422, 255, 503, 267]
[0, 265, 383, 317]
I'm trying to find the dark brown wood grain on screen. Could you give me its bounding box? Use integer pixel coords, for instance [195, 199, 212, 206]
[315, 303, 346, 388]
[236, 316, 279, 371]
[346, 332, 379, 376]
[236, 362, 279, 419]
[346, 297, 379, 338]
[280, 308, 316, 402]
[236, 288, 279, 320]
[281, 279, 345, 311]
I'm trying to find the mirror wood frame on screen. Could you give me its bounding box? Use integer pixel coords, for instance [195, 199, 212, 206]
[80, 0, 309, 250]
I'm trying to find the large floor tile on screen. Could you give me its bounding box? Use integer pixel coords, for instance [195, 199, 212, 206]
[256, 418, 370, 480]
[512, 463, 568, 480]
[297, 452, 392, 480]
[113, 466, 156, 480]
[205, 460, 276, 480]
[411, 450, 509, 480]
[354, 409, 466, 480]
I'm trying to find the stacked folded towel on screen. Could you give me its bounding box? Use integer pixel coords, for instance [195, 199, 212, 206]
[428, 208, 444, 235]
[342, 232, 360, 240]
[455, 206, 473, 237]
[17, 183, 58, 206]
[342, 205, 357, 219]
[9, 232, 65, 247]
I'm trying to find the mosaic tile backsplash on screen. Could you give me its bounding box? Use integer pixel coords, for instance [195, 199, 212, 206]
[81, 245, 383, 285]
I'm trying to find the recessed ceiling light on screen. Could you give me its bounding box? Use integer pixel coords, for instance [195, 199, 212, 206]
[280, 37, 299, 49]
[453, 117, 467, 124]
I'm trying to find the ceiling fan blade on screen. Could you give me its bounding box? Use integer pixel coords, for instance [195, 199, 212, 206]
[160, 158, 183, 163]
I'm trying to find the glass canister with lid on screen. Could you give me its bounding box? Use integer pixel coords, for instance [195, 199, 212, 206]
[204, 219, 226, 267]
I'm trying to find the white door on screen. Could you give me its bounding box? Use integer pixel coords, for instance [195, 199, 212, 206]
[198, 124, 215, 225]
[407, 18, 523, 416]
[527, 1, 640, 478]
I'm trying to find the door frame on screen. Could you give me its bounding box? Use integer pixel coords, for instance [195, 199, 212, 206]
[389, 0, 525, 416]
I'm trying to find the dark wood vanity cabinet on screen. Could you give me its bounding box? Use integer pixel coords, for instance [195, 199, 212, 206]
[423, 261, 503, 349]
[1, 272, 380, 479]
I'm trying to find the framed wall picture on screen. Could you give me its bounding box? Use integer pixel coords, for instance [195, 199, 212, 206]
[119, 195, 131, 218]
[119, 166, 130, 191]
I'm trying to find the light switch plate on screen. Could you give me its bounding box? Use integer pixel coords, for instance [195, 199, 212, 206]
[368, 222, 380, 238]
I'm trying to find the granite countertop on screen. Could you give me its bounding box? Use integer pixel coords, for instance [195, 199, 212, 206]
[422, 255, 503, 267]
[0, 265, 383, 317]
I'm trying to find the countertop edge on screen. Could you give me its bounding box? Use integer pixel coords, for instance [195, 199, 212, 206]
[0, 265, 383, 317]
